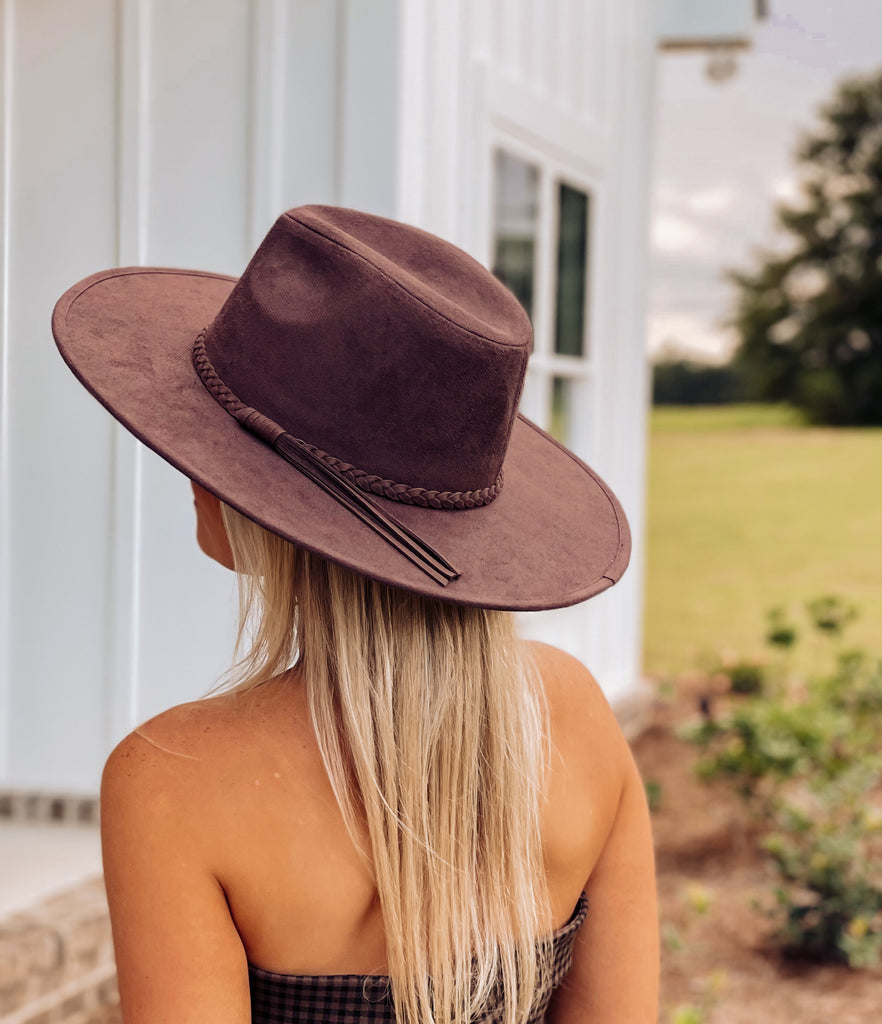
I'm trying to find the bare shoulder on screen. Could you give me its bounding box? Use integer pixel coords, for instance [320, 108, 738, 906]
[527, 641, 630, 776]
[528, 641, 609, 701]
[101, 693, 258, 826]
[100, 697, 254, 1023]
[527, 642, 636, 897]
[101, 693, 279, 895]
[101, 679, 315, 848]
[105, 695, 228, 775]
[531, 646, 659, 1022]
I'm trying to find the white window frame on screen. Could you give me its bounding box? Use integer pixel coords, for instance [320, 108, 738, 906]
[487, 129, 605, 463]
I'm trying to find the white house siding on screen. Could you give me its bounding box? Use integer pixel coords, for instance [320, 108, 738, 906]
[0, 0, 655, 795]
[393, 0, 655, 705]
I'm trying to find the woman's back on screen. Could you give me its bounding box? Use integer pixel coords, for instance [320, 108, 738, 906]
[101, 641, 656, 1021]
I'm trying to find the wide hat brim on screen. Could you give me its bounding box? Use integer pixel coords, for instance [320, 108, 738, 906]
[52, 266, 630, 611]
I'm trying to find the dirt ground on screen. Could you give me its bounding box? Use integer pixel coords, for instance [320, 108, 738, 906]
[632, 680, 882, 1024]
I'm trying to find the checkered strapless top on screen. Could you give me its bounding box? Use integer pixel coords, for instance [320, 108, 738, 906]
[248, 892, 588, 1024]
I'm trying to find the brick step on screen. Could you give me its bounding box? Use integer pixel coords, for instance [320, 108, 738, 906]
[0, 877, 120, 1024]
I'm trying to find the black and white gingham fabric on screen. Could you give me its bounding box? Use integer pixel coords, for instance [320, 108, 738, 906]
[249, 892, 588, 1024]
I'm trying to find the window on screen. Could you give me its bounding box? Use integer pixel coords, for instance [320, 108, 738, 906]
[555, 183, 590, 358]
[492, 150, 593, 453]
[492, 151, 539, 319]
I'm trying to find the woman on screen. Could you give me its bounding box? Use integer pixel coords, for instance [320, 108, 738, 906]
[53, 205, 658, 1023]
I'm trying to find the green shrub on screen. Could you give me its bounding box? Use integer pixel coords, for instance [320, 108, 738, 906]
[806, 594, 858, 636]
[765, 606, 798, 649]
[761, 760, 882, 965]
[727, 659, 767, 695]
[689, 697, 856, 800]
[684, 596, 882, 966]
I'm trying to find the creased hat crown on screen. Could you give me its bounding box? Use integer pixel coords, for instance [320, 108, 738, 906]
[201, 206, 532, 495]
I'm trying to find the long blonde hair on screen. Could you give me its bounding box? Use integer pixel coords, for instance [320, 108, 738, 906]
[219, 504, 552, 1024]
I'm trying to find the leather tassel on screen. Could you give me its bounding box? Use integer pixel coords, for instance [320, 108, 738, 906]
[271, 433, 461, 587]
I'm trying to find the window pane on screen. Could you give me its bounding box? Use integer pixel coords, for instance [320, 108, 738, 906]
[554, 183, 590, 356]
[519, 368, 544, 424]
[550, 376, 574, 446]
[492, 151, 539, 319]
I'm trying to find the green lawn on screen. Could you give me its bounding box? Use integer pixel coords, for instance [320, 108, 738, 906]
[644, 404, 882, 677]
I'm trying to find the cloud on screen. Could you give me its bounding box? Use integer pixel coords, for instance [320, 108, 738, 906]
[651, 214, 707, 254]
[687, 185, 737, 213]
[650, 184, 744, 262]
[771, 175, 801, 203]
[648, 249, 740, 315]
[646, 311, 737, 363]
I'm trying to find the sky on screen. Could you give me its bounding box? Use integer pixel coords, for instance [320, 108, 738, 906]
[648, 0, 882, 363]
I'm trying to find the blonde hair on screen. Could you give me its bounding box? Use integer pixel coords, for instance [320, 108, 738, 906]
[219, 504, 552, 1024]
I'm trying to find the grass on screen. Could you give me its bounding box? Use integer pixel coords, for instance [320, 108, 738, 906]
[644, 404, 882, 678]
[650, 403, 807, 433]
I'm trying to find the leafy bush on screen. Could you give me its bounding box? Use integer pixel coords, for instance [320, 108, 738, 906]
[765, 606, 798, 649]
[806, 594, 858, 635]
[725, 658, 767, 696]
[685, 596, 882, 966]
[761, 761, 882, 966]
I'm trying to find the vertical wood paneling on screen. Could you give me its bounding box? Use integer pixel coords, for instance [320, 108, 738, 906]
[0, 0, 13, 777]
[116, 0, 151, 266]
[481, 0, 612, 130]
[337, 0, 397, 215]
[469, 0, 492, 59]
[131, 452, 237, 724]
[580, 0, 609, 124]
[525, 0, 549, 96]
[510, 0, 529, 83]
[488, 0, 508, 70]
[534, 160, 556, 360]
[420, 0, 463, 236]
[106, 0, 149, 744]
[147, 0, 251, 270]
[133, 0, 247, 722]
[558, 0, 581, 111]
[247, 0, 286, 245]
[396, 0, 429, 223]
[0, 0, 651, 792]
[277, 0, 339, 211]
[548, 0, 568, 108]
[6, 0, 119, 789]
[106, 427, 144, 743]
[456, 4, 490, 261]
[596, 0, 655, 696]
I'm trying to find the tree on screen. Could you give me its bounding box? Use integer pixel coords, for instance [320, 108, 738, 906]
[729, 71, 882, 425]
[651, 356, 743, 405]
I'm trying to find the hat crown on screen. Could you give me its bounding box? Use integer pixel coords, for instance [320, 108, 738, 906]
[202, 206, 532, 494]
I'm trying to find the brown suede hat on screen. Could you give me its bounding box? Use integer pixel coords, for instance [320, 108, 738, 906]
[52, 205, 629, 610]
